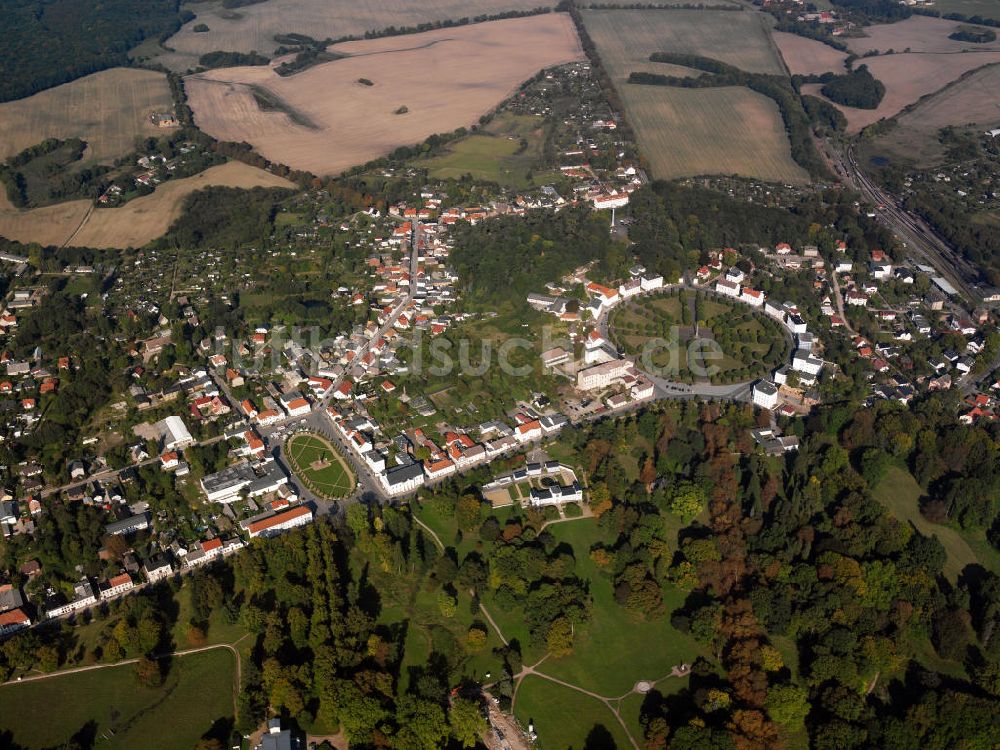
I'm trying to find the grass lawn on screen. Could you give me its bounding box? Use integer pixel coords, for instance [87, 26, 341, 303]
[417, 113, 546, 189]
[284, 431, 355, 499]
[515, 675, 633, 750]
[0, 648, 235, 750]
[872, 466, 981, 580]
[532, 520, 705, 696]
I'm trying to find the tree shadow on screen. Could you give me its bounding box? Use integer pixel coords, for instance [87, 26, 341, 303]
[583, 724, 618, 750]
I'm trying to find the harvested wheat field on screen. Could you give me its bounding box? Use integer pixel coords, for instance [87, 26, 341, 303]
[773, 31, 848, 75]
[870, 63, 1000, 165]
[0, 162, 293, 248]
[0, 69, 173, 165]
[847, 16, 1000, 55]
[0, 192, 91, 247]
[580, 9, 787, 78]
[185, 15, 583, 175]
[622, 85, 810, 184]
[803, 51, 1000, 132]
[152, 0, 553, 71]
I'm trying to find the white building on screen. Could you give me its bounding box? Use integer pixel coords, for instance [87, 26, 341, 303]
[98, 572, 135, 599]
[382, 462, 425, 495]
[752, 379, 779, 410]
[715, 279, 740, 298]
[143, 554, 173, 583]
[160, 415, 194, 450]
[792, 349, 824, 376]
[577, 359, 631, 391]
[528, 481, 584, 507]
[741, 287, 765, 307]
[242, 505, 314, 539]
[640, 275, 664, 292]
[47, 579, 97, 619]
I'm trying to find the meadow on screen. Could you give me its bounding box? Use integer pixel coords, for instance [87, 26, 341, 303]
[0, 161, 294, 249]
[284, 431, 355, 499]
[0, 648, 236, 750]
[872, 465, 1000, 580]
[185, 15, 583, 175]
[415, 113, 548, 188]
[151, 0, 554, 71]
[580, 8, 809, 183]
[0, 68, 173, 165]
[514, 676, 633, 750]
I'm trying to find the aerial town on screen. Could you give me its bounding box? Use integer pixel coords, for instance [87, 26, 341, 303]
[3, 2, 1000, 749]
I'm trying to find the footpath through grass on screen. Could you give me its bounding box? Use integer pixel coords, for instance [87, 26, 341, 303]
[515, 675, 633, 750]
[0, 648, 235, 750]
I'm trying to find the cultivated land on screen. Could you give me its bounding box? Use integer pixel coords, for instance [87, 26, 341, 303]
[580, 8, 787, 77]
[623, 85, 809, 183]
[150, 0, 554, 71]
[846, 15, 1000, 55]
[0, 648, 235, 750]
[802, 50, 1000, 132]
[580, 8, 808, 183]
[866, 63, 1000, 165]
[0, 68, 173, 165]
[0, 161, 293, 249]
[285, 431, 355, 499]
[185, 15, 583, 175]
[773, 30, 848, 75]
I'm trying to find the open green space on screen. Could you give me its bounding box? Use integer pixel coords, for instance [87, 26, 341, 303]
[416, 113, 548, 189]
[611, 290, 788, 383]
[515, 675, 633, 750]
[537, 521, 703, 696]
[284, 431, 355, 499]
[872, 465, 983, 580]
[0, 648, 235, 750]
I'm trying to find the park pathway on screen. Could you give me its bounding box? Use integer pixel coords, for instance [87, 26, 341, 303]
[414, 513, 650, 749]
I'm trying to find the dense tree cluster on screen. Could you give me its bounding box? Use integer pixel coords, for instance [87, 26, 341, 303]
[820, 65, 886, 110]
[0, 0, 190, 102]
[449, 205, 626, 309]
[625, 181, 895, 280]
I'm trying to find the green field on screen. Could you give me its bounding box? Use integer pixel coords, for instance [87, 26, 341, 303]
[284, 431, 355, 499]
[416, 113, 548, 188]
[532, 521, 703, 696]
[872, 465, 992, 580]
[515, 676, 633, 750]
[0, 648, 235, 750]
